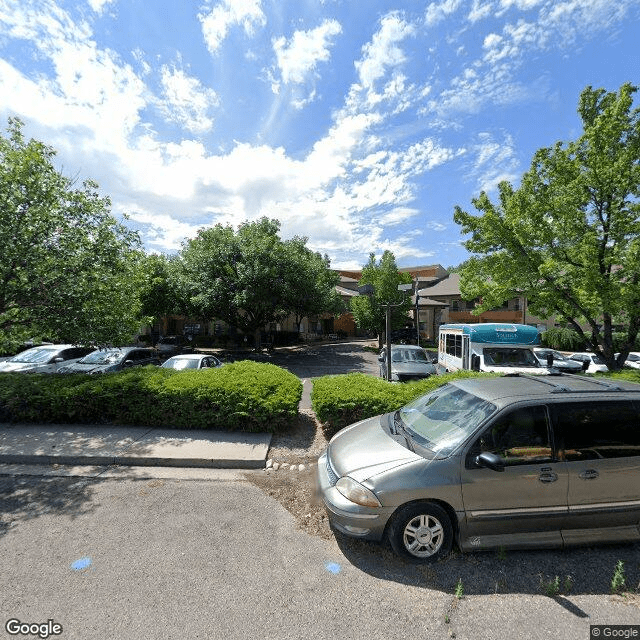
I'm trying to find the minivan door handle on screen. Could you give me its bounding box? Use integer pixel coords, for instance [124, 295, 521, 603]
[538, 468, 558, 483]
[579, 469, 599, 480]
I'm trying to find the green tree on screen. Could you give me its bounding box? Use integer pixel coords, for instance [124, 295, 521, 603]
[175, 217, 340, 347]
[0, 118, 146, 351]
[282, 238, 343, 333]
[454, 83, 640, 370]
[349, 251, 412, 348]
[138, 253, 182, 327]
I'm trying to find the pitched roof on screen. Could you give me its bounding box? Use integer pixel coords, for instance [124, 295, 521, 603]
[418, 272, 461, 297]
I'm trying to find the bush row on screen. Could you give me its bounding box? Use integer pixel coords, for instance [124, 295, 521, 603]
[0, 361, 302, 433]
[311, 370, 486, 440]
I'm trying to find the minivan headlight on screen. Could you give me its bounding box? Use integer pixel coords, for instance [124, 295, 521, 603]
[336, 477, 381, 507]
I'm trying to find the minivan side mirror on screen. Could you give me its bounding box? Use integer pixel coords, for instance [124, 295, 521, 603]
[475, 451, 505, 472]
[377, 355, 384, 362]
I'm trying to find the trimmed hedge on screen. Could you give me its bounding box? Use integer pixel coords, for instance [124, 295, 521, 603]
[0, 361, 302, 433]
[311, 370, 487, 440]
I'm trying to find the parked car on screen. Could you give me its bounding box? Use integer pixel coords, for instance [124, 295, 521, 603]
[317, 373, 640, 562]
[568, 352, 609, 373]
[156, 335, 193, 357]
[617, 352, 640, 369]
[160, 354, 222, 370]
[0, 344, 92, 373]
[57, 347, 160, 374]
[532, 348, 583, 373]
[379, 344, 437, 382]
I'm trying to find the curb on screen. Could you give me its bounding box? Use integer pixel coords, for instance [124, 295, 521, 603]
[0, 453, 266, 469]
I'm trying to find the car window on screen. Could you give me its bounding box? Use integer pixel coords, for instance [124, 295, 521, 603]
[552, 402, 640, 460]
[391, 349, 427, 362]
[466, 406, 553, 467]
[69, 348, 90, 359]
[399, 384, 497, 457]
[10, 347, 57, 363]
[80, 350, 123, 364]
[59, 348, 87, 360]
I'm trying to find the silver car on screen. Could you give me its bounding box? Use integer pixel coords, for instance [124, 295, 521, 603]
[317, 374, 640, 562]
[57, 347, 160, 374]
[379, 344, 437, 382]
[0, 344, 92, 373]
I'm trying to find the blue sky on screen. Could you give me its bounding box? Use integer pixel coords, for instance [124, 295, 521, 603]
[1, 0, 639, 269]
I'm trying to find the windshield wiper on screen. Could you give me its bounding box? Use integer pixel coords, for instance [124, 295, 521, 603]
[393, 411, 415, 452]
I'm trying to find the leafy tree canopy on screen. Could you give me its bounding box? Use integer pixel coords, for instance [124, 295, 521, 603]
[174, 217, 340, 343]
[454, 83, 640, 370]
[349, 251, 412, 345]
[281, 238, 343, 328]
[138, 253, 182, 326]
[0, 118, 146, 352]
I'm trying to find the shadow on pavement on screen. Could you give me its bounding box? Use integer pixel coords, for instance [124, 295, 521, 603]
[333, 530, 640, 599]
[0, 474, 102, 540]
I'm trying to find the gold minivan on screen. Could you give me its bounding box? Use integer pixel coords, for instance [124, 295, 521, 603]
[317, 374, 640, 562]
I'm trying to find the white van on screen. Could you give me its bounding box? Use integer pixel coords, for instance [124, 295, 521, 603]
[438, 323, 550, 374]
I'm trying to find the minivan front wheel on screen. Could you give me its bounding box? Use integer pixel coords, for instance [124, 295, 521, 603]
[388, 502, 453, 562]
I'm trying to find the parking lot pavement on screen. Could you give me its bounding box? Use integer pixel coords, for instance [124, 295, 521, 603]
[261, 339, 381, 379]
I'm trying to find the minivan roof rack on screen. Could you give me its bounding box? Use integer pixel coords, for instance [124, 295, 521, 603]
[503, 372, 624, 393]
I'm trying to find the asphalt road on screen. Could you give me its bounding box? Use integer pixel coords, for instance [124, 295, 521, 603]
[1, 471, 638, 640]
[1, 340, 639, 639]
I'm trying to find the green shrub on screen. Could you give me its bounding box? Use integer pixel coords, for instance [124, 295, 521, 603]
[311, 370, 487, 440]
[0, 361, 302, 433]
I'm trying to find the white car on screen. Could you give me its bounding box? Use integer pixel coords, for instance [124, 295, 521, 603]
[0, 344, 92, 373]
[616, 352, 640, 369]
[160, 354, 222, 370]
[568, 352, 609, 374]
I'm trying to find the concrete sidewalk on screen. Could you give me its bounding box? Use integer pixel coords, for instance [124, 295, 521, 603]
[0, 424, 272, 469]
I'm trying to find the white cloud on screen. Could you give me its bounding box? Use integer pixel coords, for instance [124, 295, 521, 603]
[159, 65, 219, 134]
[425, 0, 462, 26]
[87, 0, 115, 14]
[379, 207, 420, 225]
[468, 131, 520, 192]
[355, 12, 415, 90]
[126, 207, 205, 251]
[273, 19, 342, 85]
[467, 1, 494, 22]
[198, 0, 266, 55]
[425, 0, 640, 121]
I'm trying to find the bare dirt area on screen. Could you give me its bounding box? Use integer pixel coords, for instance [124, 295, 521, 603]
[245, 407, 333, 540]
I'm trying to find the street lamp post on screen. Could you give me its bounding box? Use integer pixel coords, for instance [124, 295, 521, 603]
[358, 283, 411, 381]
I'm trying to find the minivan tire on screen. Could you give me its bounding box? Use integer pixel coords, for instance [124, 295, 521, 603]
[388, 502, 453, 562]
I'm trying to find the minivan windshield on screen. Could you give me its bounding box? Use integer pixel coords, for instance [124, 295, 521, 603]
[399, 384, 496, 457]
